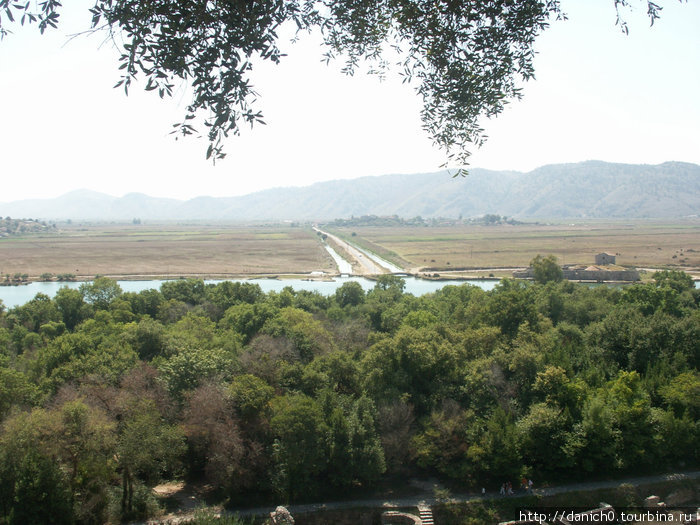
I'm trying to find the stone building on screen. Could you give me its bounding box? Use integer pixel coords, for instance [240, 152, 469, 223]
[595, 252, 616, 265]
[513, 253, 639, 282]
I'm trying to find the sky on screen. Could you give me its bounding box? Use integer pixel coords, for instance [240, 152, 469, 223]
[0, 1, 698, 202]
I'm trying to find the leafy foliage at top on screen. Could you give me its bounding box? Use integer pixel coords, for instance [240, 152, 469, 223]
[0, 1, 674, 166]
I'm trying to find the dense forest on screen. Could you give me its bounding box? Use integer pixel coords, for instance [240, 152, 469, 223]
[0, 272, 698, 523]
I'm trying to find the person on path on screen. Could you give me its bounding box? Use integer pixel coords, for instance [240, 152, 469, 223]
[500, 483, 506, 496]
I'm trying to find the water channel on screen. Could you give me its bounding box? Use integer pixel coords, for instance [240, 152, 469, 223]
[322, 242, 353, 274]
[346, 240, 404, 273]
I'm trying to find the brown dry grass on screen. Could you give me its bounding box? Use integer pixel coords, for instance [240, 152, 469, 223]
[4, 221, 698, 280]
[333, 221, 700, 271]
[0, 224, 336, 279]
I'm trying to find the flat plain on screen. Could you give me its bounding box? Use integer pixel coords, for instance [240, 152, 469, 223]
[330, 221, 700, 274]
[0, 224, 335, 279]
[2, 221, 699, 281]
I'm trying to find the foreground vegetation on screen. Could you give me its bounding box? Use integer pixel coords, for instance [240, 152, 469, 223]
[0, 271, 698, 523]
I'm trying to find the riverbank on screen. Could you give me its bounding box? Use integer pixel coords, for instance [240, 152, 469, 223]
[1, 272, 343, 285]
[4, 267, 698, 288]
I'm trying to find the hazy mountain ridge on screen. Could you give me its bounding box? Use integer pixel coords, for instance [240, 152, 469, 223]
[1, 161, 698, 220]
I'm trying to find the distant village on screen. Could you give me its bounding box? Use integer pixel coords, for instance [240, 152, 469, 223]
[329, 214, 523, 228]
[0, 217, 54, 237]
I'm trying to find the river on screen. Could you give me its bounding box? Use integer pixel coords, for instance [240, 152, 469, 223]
[0, 276, 499, 309]
[5, 276, 695, 309]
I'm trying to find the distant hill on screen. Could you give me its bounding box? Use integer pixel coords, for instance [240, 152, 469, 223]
[1, 161, 698, 221]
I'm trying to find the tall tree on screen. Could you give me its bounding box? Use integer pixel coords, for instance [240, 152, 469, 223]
[80, 277, 123, 310]
[54, 287, 88, 331]
[116, 399, 185, 517]
[0, 401, 116, 524]
[531, 254, 564, 284]
[270, 394, 327, 500]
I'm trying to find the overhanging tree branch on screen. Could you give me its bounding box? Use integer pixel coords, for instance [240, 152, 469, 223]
[0, 0, 683, 168]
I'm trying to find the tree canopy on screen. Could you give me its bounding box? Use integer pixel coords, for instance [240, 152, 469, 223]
[531, 254, 563, 284]
[0, 0, 675, 166]
[0, 274, 698, 521]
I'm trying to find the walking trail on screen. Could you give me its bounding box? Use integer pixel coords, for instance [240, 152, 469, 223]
[151, 470, 699, 523]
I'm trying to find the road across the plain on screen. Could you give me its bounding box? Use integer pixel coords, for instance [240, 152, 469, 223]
[314, 227, 388, 275]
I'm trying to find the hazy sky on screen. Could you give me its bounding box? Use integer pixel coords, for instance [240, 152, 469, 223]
[1, 1, 698, 201]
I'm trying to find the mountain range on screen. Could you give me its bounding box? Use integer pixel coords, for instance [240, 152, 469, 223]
[2, 161, 698, 221]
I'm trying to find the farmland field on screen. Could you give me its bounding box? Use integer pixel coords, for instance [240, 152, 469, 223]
[0, 224, 335, 279]
[3, 221, 699, 281]
[329, 220, 700, 275]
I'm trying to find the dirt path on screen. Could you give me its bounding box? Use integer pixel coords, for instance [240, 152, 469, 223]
[236, 471, 700, 516]
[150, 470, 700, 523]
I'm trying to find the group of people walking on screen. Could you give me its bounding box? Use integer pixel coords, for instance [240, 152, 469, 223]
[499, 478, 533, 496]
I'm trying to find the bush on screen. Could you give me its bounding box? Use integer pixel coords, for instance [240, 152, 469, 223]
[108, 481, 162, 523]
[191, 509, 252, 524]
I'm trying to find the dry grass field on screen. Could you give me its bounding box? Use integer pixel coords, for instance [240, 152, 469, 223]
[331, 221, 700, 272]
[0, 224, 335, 279]
[3, 221, 699, 281]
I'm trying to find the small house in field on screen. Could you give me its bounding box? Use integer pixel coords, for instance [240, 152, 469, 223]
[595, 252, 616, 265]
